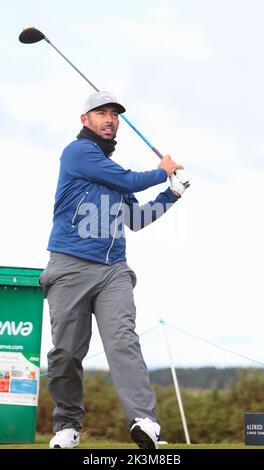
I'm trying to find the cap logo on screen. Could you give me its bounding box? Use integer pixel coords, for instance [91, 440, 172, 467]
[96, 93, 112, 101]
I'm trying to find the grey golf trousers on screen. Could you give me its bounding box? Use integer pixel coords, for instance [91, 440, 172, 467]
[39, 252, 157, 432]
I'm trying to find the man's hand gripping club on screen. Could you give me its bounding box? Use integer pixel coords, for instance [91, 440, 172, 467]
[158, 155, 190, 196]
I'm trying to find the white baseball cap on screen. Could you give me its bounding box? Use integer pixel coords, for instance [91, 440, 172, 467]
[82, 91, 126, 114]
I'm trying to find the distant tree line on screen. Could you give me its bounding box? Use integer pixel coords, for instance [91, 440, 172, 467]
[150, 366, 251, 389]
[37, 368, 264, 443]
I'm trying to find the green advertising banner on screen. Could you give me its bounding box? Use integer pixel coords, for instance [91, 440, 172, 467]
[0, 267, 44, 442]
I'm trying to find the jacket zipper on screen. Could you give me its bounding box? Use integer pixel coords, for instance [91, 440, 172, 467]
[105, 196, 123, 265]
[71, 192, 88, 226]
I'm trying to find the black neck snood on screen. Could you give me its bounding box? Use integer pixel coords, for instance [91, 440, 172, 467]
[76, 126, 117, 157]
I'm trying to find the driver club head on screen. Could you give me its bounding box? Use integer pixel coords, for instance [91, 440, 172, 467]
[19, 27, 46, 44]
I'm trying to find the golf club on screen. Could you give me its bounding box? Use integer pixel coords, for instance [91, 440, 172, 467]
[19, 27, 164, 159]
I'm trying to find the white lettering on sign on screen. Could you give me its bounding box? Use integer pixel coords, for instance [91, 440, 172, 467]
[0, 321, 33, 336]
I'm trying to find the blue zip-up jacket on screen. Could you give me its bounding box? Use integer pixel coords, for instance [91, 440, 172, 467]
[47, 139, 179, 264]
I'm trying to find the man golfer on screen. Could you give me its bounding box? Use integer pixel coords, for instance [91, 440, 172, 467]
[39, 91, 189, 449]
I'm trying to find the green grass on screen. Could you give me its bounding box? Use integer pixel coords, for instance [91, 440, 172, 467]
[0, 434, 264, 449]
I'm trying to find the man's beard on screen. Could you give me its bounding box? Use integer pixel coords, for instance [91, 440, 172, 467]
[102, 132, 116, 140]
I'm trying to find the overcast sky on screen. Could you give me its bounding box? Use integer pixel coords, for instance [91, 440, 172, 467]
[1, 0, 264, 370]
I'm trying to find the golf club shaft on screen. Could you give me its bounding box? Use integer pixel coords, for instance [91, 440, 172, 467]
[120, 114, 163, 159]
[44, 37, 163, 159]
[45, 38, 100, 93]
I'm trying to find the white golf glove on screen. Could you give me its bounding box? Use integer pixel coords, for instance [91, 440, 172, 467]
[169, 170, 190, 196]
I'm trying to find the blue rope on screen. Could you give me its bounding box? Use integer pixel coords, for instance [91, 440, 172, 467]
[161, 320, 264, 368]
[40, 321, 264, 376]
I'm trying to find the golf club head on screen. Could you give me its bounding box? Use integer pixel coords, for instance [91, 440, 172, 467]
[19, 27, 45, 44]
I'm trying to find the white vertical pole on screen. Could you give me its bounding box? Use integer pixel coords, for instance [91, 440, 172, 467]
[160, 319, 191, 444]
